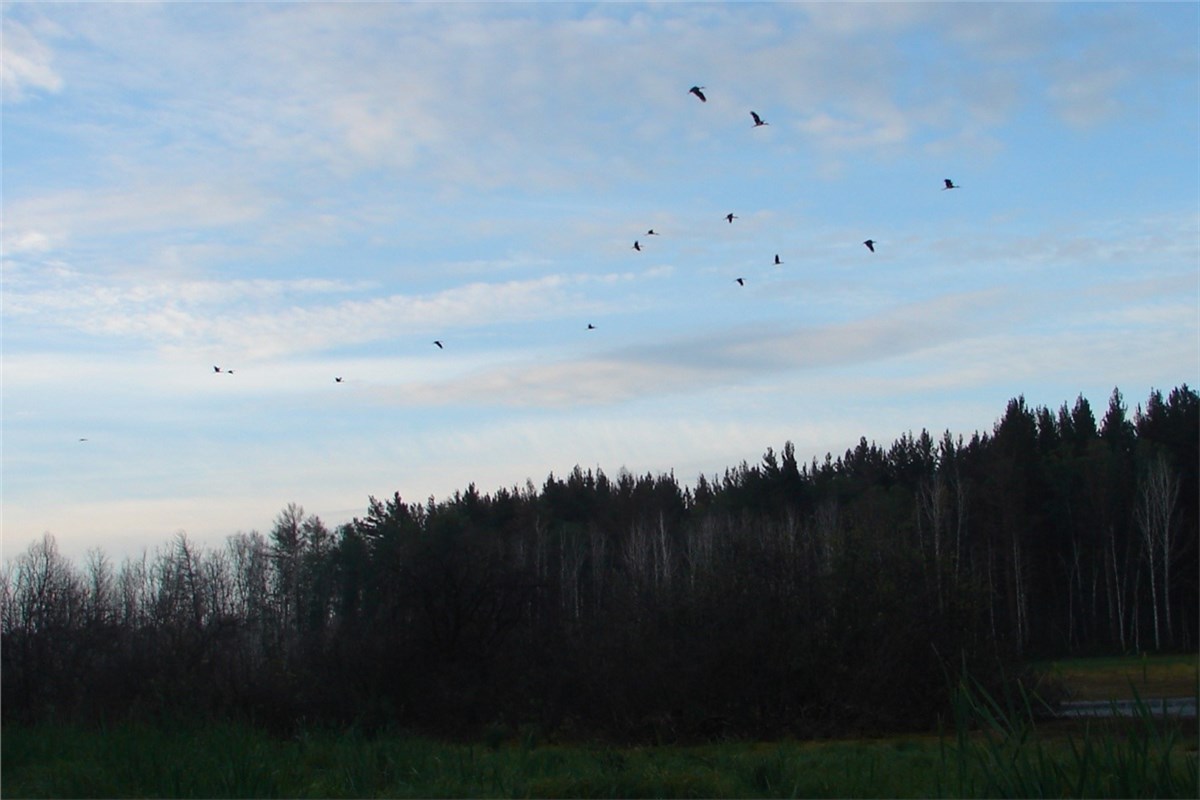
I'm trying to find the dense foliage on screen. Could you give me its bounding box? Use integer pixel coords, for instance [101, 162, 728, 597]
[3, 386, 1196, 741]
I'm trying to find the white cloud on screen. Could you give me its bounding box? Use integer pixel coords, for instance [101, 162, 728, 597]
[1047, 57, 1128, 127]
[941, 3, 1059, 62]
[3, 182, 268, 265]
[366, 289, 1003, 409]
[801, 2, 932, 37]
[794, 108, 910, 151]
[2, 266, 675, 361]
[3, 229, 53, 254]
[1, 17, 63, 101]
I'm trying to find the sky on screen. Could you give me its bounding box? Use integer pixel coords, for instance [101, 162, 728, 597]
[3, 1, 1198, 563]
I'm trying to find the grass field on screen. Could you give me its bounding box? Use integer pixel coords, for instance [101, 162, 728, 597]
[3, 656, 1196, 798]
[1, 723, 953, 799]
[3, 717, 1195, 798]
[1032, 653, 1199, 702]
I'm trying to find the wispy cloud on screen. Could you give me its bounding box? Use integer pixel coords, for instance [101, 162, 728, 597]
[373, 289, 1005, 409]
[1, 16, 63, 101]
[11, 0, 1182, 195]
[3, 182, 269, 267]
[3, 266, 676, 361]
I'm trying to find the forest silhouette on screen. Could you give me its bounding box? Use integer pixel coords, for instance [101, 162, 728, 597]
[3, 385, 1196, 742]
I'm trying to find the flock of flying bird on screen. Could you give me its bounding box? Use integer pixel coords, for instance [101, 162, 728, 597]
[208, 84, 961, 388]
[632, 89, 960, 304]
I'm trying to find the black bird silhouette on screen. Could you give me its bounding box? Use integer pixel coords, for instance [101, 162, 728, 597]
[335, 377, 343, 383]
[633, 240, 641, 251]
[726, 213, 737, 223]
[689, 86, 707, 102]
[587, 323, 596, 330]
[750, 111, 769, 127]
[646, 229, 659, 235]
[78, 438, 89, 442]
[943, 178, 959, 190]
[774, 254, 782, 265]
[433, 340, 444, 349]
[863, 239, 876, 252]
[213, 365, 222, 373]
[735, 278, 745, 286]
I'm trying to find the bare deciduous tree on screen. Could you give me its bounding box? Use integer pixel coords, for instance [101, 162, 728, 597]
[1134, 453, 1179, 649]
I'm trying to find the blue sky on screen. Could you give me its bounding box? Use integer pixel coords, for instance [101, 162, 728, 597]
[3, 1, 1197, 561]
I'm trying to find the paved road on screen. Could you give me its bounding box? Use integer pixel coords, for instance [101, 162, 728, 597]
[1055, 697, 1196, 719]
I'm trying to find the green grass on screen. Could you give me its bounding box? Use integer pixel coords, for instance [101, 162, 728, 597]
[5, 657, 1197, 799]
[4, 708, 1196, 799]
[944, 669, 1198, 798]
[0, 723, 935, 799]
[1030, 653, 1199, 701]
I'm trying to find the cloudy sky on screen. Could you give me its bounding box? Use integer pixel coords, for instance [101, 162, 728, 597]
[3, 2, 1197, 561]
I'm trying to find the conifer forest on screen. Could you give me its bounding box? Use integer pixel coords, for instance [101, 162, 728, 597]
[3, 386, 1196, 741]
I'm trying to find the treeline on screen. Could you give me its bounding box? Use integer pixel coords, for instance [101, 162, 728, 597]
[3, 386, 1196, 741]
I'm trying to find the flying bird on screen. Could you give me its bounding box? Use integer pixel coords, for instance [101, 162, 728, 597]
[646, 229, 659, 235]
[863, 239, 876, 252]
[78, 438, 89, 442]
[750, 111, 769, 127]
[726, 213, 738, 223]
[433, 340, 444, 349]
[335, 377, 343, 383]
[943, 178, 959, 190]
[633, 240, 641, 251]
[735, 278, 745, 286]
[774, 254, 782, 265]
[587, 323, 596, 330]
[689, 86, 707, 102]
[213, 365, 222, 373]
